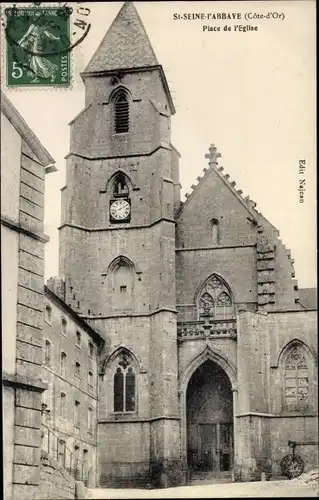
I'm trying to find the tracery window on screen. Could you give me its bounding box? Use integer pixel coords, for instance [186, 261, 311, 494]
[113, 352, 136, 413]
[198, 274, 233, 320]
[284, 347, 309, 410]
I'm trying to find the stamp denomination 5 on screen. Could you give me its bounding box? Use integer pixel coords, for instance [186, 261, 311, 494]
[3, 4, 91, 88]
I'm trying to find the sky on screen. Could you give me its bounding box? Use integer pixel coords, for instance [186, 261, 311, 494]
[3, 1, 316, 288]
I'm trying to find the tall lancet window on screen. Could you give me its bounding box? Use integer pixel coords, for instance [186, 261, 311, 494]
[284, 346, 309, 411]
[114, 90, 129, 133]
[211, 218, 219, 244]
[113, 351, 136, 413]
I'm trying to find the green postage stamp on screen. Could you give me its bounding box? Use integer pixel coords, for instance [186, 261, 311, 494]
[4, 5, 71, 87]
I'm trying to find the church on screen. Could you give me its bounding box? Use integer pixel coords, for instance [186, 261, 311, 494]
[43, 2, 317, 489]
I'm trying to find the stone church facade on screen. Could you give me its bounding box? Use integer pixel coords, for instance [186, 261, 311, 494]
[45, 2, 317, 489]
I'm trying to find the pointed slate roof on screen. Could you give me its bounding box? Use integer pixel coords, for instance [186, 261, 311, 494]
[84, 2, 159, 73]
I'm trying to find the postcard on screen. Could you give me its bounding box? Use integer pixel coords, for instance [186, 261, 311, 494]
[1, 2, 317, 499]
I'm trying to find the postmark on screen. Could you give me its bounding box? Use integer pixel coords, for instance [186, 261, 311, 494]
[3, 3, 91, 88]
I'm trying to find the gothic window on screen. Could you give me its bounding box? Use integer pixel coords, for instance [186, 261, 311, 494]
[198, 274, 234, 320]
[211, 218, 219, 244]
[113, 174, 129, 197]
[217, 291, 232, 307]
[75, 361, 81, 378]
[109, 257, 135, 311]
[199, 292, 215, 317]
[113, 352, 136, 413]
[44, 340, 52, 367]
[284, 347, 309, 411]
[60, 352, 67, 377]
[114, 90, 129, 133]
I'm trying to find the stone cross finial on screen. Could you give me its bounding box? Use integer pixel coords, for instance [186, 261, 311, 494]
[205, 144, 221, 166]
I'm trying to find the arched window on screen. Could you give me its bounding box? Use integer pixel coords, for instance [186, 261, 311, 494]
[113, 174, 129, 197]
[198, 274, 234, 320]
[75, 361, 81, 378]
[211, 218, 219, 244]
[284, 346, 309, 411]
[113, 351, 136, 413]
[108, 256, 135, 312]
[114, 90, 129, 133]
[60, 352, 67, 377]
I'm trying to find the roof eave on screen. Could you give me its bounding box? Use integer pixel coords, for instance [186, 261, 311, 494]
[44, 285, 105, 346]
[80, 64, 175, 115]
[1, 91, 56, 169]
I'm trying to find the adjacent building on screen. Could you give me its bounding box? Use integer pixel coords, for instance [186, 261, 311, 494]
[1, 91, 56, 500]
[41, 282, 104, 487]
[2, 1, 317, 494]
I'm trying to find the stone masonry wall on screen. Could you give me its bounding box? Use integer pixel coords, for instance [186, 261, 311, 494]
[38, 451, 76, 499]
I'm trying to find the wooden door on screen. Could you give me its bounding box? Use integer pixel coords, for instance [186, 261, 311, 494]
[199, 424, 217, 471]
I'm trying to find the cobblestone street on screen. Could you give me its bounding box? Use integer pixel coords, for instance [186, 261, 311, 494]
[88, 478, 318, 499]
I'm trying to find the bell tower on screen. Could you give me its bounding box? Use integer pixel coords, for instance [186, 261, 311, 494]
[59, 1, 183, 488]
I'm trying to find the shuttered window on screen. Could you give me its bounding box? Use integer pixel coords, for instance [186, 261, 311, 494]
[114, 92, 129, 133]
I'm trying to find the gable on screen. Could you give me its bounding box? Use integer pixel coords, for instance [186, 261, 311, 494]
[176, 163, 259, 249]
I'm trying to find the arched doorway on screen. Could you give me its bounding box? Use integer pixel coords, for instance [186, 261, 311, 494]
[186, 360, 234, 477]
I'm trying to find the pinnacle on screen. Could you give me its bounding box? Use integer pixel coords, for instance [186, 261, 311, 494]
[84, 2, 159, 73]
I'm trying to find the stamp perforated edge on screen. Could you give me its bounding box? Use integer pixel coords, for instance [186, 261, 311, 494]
[0, 2, 90, 92]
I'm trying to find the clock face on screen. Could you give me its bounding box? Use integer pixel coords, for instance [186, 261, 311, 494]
[110, 199, 131, 220]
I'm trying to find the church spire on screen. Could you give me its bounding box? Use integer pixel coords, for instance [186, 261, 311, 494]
[83, 2, 159, 73]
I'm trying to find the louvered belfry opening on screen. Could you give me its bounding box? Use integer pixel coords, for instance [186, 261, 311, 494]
[114, 91, 129, 133]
